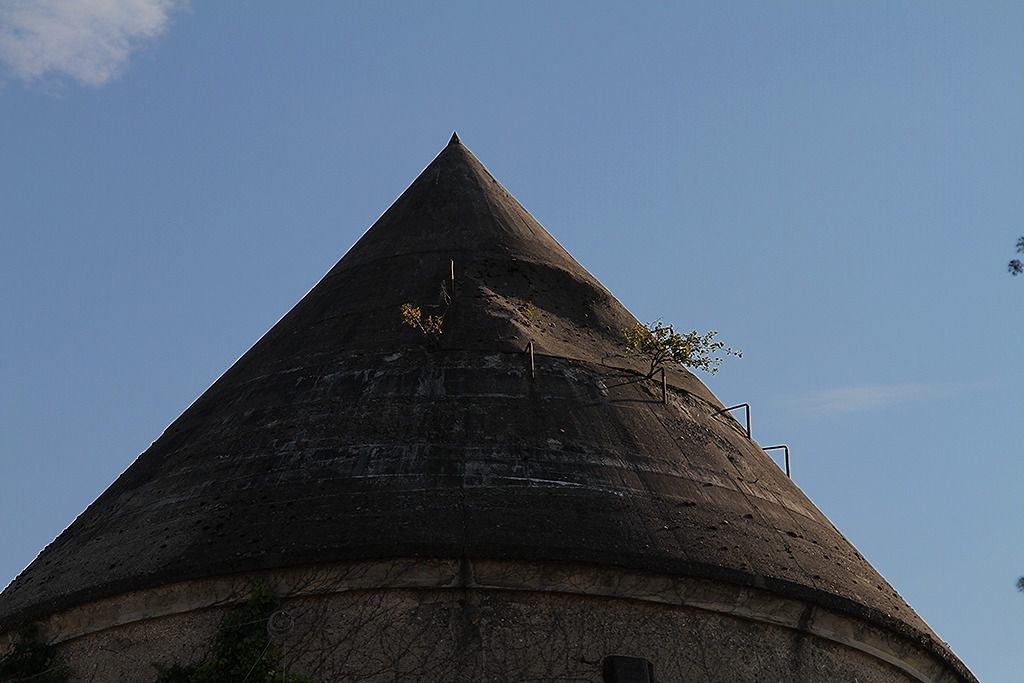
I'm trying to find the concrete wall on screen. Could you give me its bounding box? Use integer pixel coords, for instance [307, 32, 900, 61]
[3, 560, 964, 683]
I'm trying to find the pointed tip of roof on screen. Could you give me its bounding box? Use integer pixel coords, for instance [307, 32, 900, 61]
[448, 131, 461, 146]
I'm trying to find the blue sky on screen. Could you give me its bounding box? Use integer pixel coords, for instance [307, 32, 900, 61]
[1, 2, 1021, 680]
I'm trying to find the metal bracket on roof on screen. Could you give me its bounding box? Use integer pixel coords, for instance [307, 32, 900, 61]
[450, 259, 455, 298]
[714, 403, 751, 438]
[763, 444, 791, 478]
[525, 340, 535, 379]
[659, 367, 667, 404]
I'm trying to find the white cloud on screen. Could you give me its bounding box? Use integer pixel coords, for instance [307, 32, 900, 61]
[797, 383, 964, 415]
[0, 0, 186, 87]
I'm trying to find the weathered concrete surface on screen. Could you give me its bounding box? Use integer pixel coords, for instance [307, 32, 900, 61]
[0, 136, 976, 682]
[14, 560, 961, 682]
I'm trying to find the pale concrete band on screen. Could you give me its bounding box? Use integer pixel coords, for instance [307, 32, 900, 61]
[11, 559, 961, 683]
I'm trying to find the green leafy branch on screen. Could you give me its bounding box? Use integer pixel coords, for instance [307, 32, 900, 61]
[1008, 236, 1024, 276]
[624, 321, 741, 378]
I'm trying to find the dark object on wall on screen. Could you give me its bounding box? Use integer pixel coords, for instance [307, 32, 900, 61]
[603, 655, 655, 683]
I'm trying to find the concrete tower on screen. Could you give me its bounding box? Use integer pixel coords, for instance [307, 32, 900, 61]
[0, 136, 975, 682]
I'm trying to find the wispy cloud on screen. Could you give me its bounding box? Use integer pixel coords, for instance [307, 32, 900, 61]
[795, 383, 970, 415]
[0, 0, 186, 87]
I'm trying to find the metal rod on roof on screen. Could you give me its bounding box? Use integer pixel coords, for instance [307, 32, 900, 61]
[450, 259, 455, 298]
[526, 341, 535, 379]
[661, 367, 667, 404]
[763, 445, 791, 478]
[713, 403, 751, 438]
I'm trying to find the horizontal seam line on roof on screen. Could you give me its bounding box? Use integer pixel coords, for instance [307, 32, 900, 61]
[273, 304, 621, 335]
[225, 348, 705, 396]
[321, 248, 595, 283]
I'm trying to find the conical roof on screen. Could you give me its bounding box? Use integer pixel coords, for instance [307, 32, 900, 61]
[0, 136, 969, 679]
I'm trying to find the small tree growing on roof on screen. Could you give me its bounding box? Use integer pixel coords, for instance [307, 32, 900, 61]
[623, 321, 740, 378]
[401, 303, 444, 341]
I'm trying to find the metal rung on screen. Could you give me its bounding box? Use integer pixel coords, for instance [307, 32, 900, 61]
[713, 403, 751, 438]
[763, 444, 791, 478]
